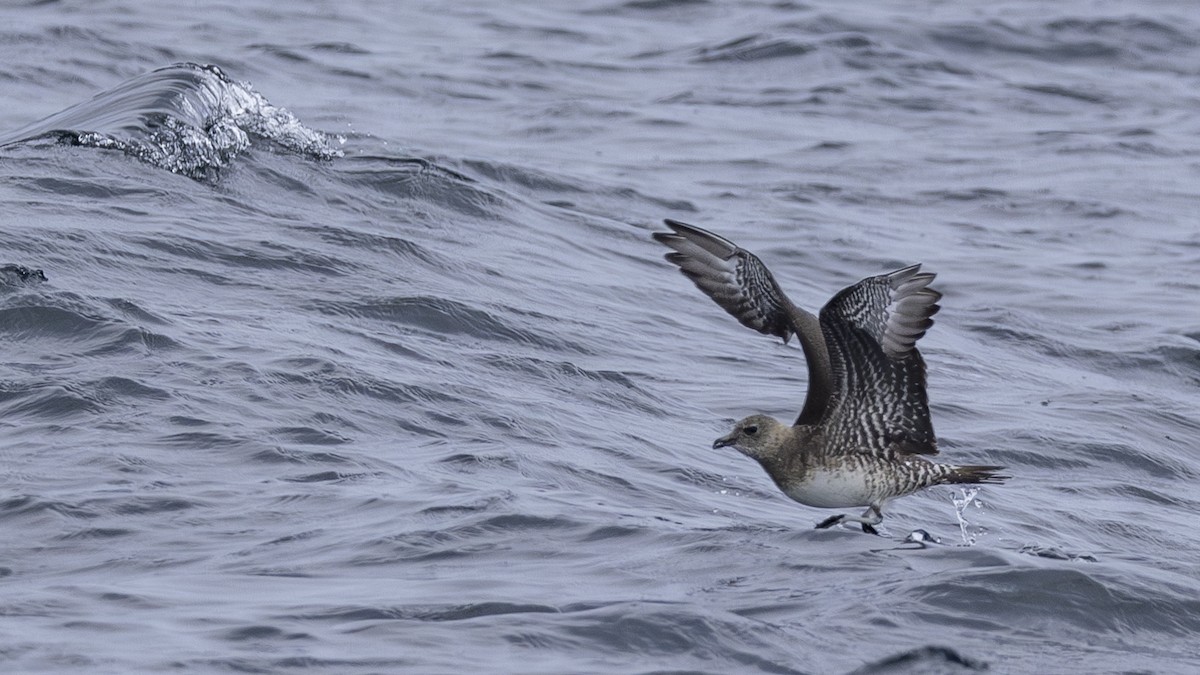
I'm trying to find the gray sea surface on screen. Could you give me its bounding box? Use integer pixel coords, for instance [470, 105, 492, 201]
[2, 1, 1199, 673]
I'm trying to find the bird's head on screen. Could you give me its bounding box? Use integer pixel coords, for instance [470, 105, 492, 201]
[712, 414, 789, 461]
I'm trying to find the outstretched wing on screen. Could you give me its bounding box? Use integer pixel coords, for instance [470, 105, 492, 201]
[817, 265, 941, 457]
[652, 219, 833, 424]
[653, 219, 795, 342]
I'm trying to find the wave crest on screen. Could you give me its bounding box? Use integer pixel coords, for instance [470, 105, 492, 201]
[0, 62, 342, 179]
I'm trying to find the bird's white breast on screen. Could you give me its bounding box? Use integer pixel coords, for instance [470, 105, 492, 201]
[784, 468, 876, 508]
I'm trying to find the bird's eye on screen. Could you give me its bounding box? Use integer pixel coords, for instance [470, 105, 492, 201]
[743, 425, 759, 436]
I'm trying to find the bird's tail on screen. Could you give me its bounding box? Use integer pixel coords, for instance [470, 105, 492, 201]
[943, 464, 1009, 485]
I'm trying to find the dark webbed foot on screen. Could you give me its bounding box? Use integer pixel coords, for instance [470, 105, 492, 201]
[815, 505, 884, 534]
[815, 514, 845, 529]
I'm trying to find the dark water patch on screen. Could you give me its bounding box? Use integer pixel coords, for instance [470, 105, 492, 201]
[187, 656, 415, 672]
[439, 452, 520, 472]
[0, 495, 99, 521]
[282, 471, 374, 483]
[619, 0, 712, 11]
[1153, 342, 1200, 380]
[312, 295, 582, 351]
[960, 312, 1169, 383]
[419, 493, 514, 516]
[1100, 483, 1198, 509]
[0, 298, 178, 357]
[248, 568, 316, 579]
[579, 524, 644, 543]
[461, 157, 588, 195]
[253, 43, 376, 83]
[59, 620, 128, 634]
[23, 176, 172, 201]
[927, 21, 1122, 61]
[0, 383, 101, 421]
[0, 304, 116, 344]
[914, 565, 1200, 635]
[482, 21, 595, 43]
[127, 234, 352, 277]
[685, 27, 901, 70]
[56, 527, 136, 541]
[545, 460, 640, 494]
[1049, 137, 1183, 158]
[655, 88, 825, 108]
[102, 297, 169, 325]
[336, 154, 460, 186]
[103, 496, 202, 516]
[222, 624, 309, 641]
[358, 333, 440, 365]
[693, 34, 815, 63]
[475, 513, 581, 533]
[105, 453, 164, 475]
[336, 155, 501, 219]
[307, 410, 365, 433]
[1017, 83, 1109, 104]
[267, 426, 352, 446]
[604, 186, 696, 212]
[546, 604, 807, 675]
[922, 187, 1008, 202]
[351, 514, 587, 565]
[876, 95, 948, 113]
[156, 430, 254, 451]
[399, 601, 560, 622]
[1042, 17, 1199, 54]
[261, 357, 466, 409]
[482, 354, 663, 413]
[293, 601, 581, 624]
[770, 181, 844, 204]
[294, 224, 450, 269]
[1066, 438, 1182, 480]
[462, 157, 696, 212]
[167, 415, 212, 427]
[987, 442, 1080, 471]
[92, 376, 171, 402]
[848, 646, 987, 675]
[1089, 519, 1190, 557]
[771, 182, 913, 208]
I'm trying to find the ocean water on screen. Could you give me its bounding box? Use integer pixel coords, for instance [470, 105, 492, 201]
[2, 1, 1199, 673]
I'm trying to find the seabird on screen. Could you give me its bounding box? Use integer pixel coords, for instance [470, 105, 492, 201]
[654, 219, 1007, 534]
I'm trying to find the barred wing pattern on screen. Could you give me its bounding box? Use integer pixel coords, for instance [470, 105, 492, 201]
[817, 265, 941, 457]
[653, 219, 795, 343]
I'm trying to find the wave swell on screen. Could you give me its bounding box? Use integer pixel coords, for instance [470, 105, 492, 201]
[0, 63, 342, 179]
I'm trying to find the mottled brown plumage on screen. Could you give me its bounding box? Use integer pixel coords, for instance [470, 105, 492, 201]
[654, 219, 1007, 533]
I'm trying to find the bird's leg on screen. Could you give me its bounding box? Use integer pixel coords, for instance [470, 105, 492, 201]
[814, 505, 884, 535]
[815, 514, 845, 529]
[859, 505, 883, 535]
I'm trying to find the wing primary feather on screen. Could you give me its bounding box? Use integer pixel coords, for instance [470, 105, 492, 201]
[653, 219, 836, 426]
[653, 220, 795, 343]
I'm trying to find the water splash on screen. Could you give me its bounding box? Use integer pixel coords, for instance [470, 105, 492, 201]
[951, 487, 982, 546]
[0, 264, 47, 286]
[0, 63, 343, 180]
[902, 529, 941, 548]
